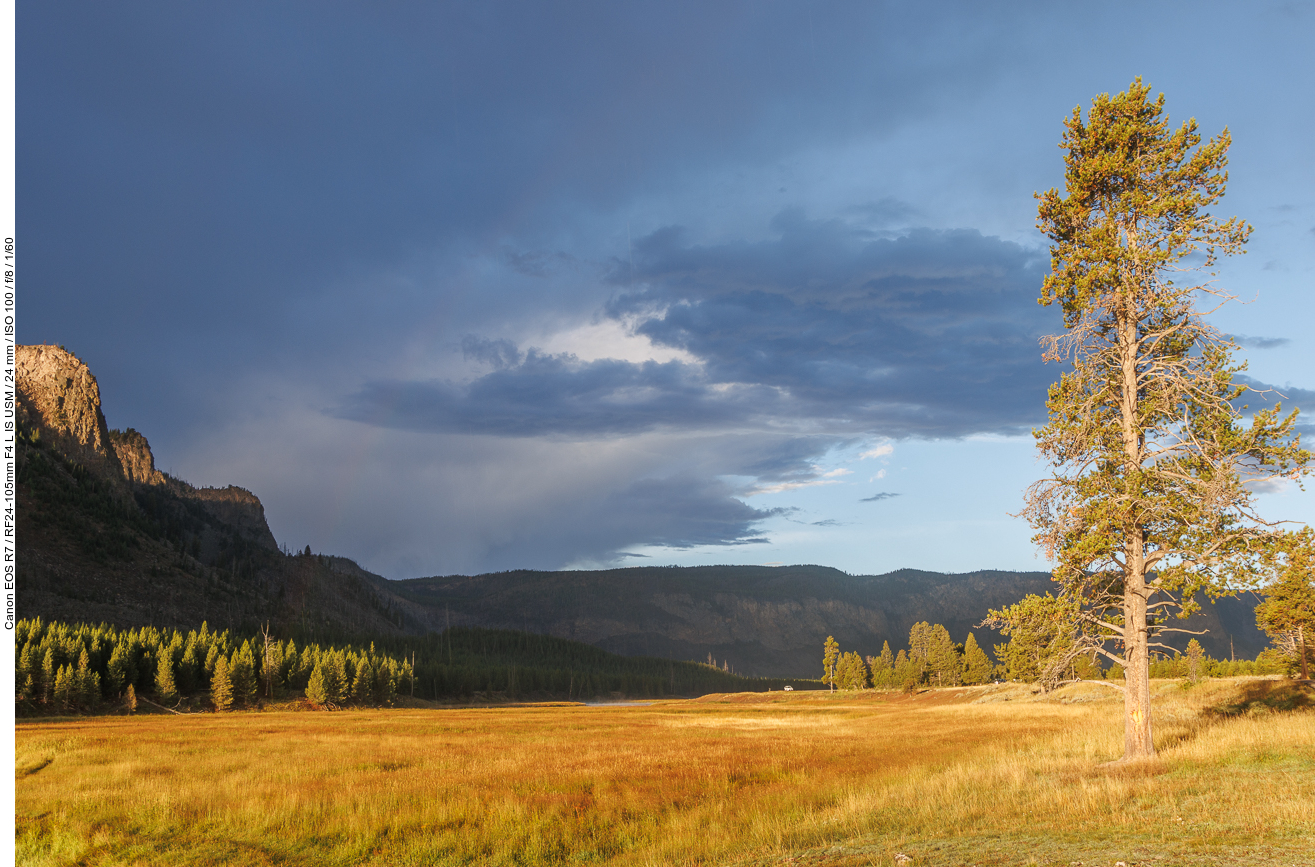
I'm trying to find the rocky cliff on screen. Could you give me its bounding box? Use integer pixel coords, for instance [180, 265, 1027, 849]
[17, 345, 126, 486]
[181, 485, 280, 551]
[18, 345, 280, 552]
[16, 344, 413, 636]
[107, 427, 165, 486]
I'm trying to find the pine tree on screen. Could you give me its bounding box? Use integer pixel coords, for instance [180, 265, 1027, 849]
[106, 642, 129, 697]
[155, 649, 178, 705]
[401, 654, 415, 698]
[352, 657, 374, 705]
[902, 623, 933, 685]
[325, 652, 347, 704]
[869, 641, 895, 689]
[53, 664, 74, 712]
[1185, 639, 1205, 683]
[264, 638, 283, 698]
[40, 648, 55, 705]
[177, 640, 199, 695]
[1074, 651, 1102, 680]
[892, 649, 918, 692]
[375, 659, 398, 705]
[836, 651, 869, 690]
[822, 636, 840, 692]
[282, 639, 300, 688]
[961, 633, 994, 685]
[229, 642, 258, 707]
[1026, 79, 1309, 761]
[124, 683, 138, 713]
[986, 594, 1085, 692]
[1257, 529, 1315, 680]
[17, 641, 39, 700]
[925, 624, 961, 687]
[293, 646, 316, 690]
[16, 641, 31, 698]
[76, 648, 100, 709]
[211, 655, 234, 712]
[305, 662, 330, 707]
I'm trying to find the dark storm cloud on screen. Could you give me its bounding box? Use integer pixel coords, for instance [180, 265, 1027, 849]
[616, 216, 1053, 433]
[452, 470, 796, 572]
[476, 476, 791, 570]
[593, 476, 789, 550]
[719, 435, 852, 483]
[17, 1, 1021, 459]
[461, 336, 523, 370]
[19, 4, 990, 384]
[338, 353, 780, 436]
[217, 420, 823, 577]
[342, 217, 1056, 440]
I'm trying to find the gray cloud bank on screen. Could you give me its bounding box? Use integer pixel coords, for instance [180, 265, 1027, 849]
[339, 216, 1055, 442]
[323, 215, 1061, 568]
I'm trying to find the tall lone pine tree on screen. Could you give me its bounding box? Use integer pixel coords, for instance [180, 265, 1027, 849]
[1025, 80, 1309, 761]
[822, 636, 840, 692]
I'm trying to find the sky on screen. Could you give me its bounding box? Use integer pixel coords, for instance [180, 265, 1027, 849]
[17, 1, 1315, 579]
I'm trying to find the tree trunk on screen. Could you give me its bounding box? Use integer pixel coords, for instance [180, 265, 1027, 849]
[1117, 292, 1155, 761]
[1301, 625, 1309, 681]
[1122, 565, 1156, 760]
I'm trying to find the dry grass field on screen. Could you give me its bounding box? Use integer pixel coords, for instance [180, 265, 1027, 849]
[15, 678, 1315, 866]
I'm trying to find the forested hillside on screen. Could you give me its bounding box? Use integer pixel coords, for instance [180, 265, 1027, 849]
[388, 566, 1266, 677]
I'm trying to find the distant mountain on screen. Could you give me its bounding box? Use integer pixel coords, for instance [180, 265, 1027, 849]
[387, 565, 1268, 677]
[16, 345, 1270, 677]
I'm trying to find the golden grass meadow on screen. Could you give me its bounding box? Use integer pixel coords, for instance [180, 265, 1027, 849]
[15, 678, 1315, 866]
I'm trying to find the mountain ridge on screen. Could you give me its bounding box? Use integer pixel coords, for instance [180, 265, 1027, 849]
[386, 565, 1267, 676]
[16, 344, 411, 637]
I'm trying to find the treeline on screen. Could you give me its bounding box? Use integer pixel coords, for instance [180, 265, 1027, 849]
[14, 618, 413, 714]
[823, 623, 996, 691]
[1146, 639, 1286, 681]
[822, 620, 1287, 693]
[341, 627, 805, 701]
[14, 619, 808, 715]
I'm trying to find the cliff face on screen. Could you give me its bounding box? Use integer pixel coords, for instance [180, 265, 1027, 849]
[15, 344, 412, 637]
[182, 485, 280, 551]
[108, 428, 166, 486]
[16, 345, 125, 485]
[116, 431, 279, 551]
[16, 348, 281, 553]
